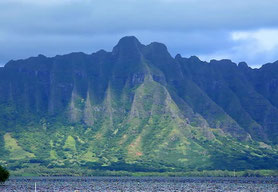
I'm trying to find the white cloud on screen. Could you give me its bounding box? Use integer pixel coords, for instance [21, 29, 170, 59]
[198, 29, 278, 67]
[1, 0, 278, 35]
[232, 29, 278, 52]
[0, 1, 278, 66]
[230, 29, 278, 66]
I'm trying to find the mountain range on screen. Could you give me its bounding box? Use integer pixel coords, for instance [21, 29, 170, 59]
[0, 36, 278, 174]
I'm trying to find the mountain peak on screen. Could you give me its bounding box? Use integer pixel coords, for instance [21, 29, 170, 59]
[113, 36, 141, 49]
[144, 42, 171, 60]
[189, 56, 201, 62]
[117, 36, 141, 45]
[175, 54, 182, 60]
[112, 36, 143, 56]
[2, 36, 278, 174]
[238, 62, 249, 69]
[148, 42, 168, 52]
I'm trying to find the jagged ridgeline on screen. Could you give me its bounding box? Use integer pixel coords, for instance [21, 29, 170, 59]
[0, 36, 278, 172]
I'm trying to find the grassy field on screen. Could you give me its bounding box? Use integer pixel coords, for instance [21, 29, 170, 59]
[9, 167, 278, 177]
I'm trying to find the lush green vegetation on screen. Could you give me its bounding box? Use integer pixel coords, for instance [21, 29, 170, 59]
[0, 165, 9, 183]
[10, 167, 278, 177]
[1, 36, 278, 175]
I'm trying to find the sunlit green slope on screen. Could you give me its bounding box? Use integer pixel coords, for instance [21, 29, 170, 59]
[0, 36, 278, 173]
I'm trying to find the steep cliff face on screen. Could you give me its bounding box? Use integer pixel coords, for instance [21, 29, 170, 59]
[0, 36, 278, 171]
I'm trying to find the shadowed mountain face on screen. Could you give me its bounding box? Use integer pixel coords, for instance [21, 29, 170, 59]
[0, 36, 278, 172]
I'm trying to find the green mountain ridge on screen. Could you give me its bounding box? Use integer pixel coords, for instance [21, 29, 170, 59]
[0, 36, 278, 173]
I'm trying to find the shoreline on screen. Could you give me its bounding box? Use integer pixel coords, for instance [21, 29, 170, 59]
[9, 169, 278, 177]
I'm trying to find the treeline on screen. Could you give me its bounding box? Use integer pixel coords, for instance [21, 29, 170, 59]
[10, 166, 278, 177]
[165, 170, 278, 177]
[0, 165, 9, 183]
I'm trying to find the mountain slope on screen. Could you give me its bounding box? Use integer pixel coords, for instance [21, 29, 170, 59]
[0, 36, 278, 173]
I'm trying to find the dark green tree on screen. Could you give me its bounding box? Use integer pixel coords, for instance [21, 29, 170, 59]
[0, 165, 9, 183]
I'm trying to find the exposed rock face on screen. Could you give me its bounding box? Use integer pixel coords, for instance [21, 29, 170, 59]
[0, 36, 278, 171]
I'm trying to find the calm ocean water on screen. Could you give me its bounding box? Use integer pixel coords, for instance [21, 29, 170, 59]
[0, 176, 277, 192]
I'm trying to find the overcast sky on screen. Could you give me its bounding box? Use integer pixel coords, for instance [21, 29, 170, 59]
[0, 0, 278, 67]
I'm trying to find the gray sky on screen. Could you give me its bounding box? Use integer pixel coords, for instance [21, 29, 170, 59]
[1, 0, 278, 67]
